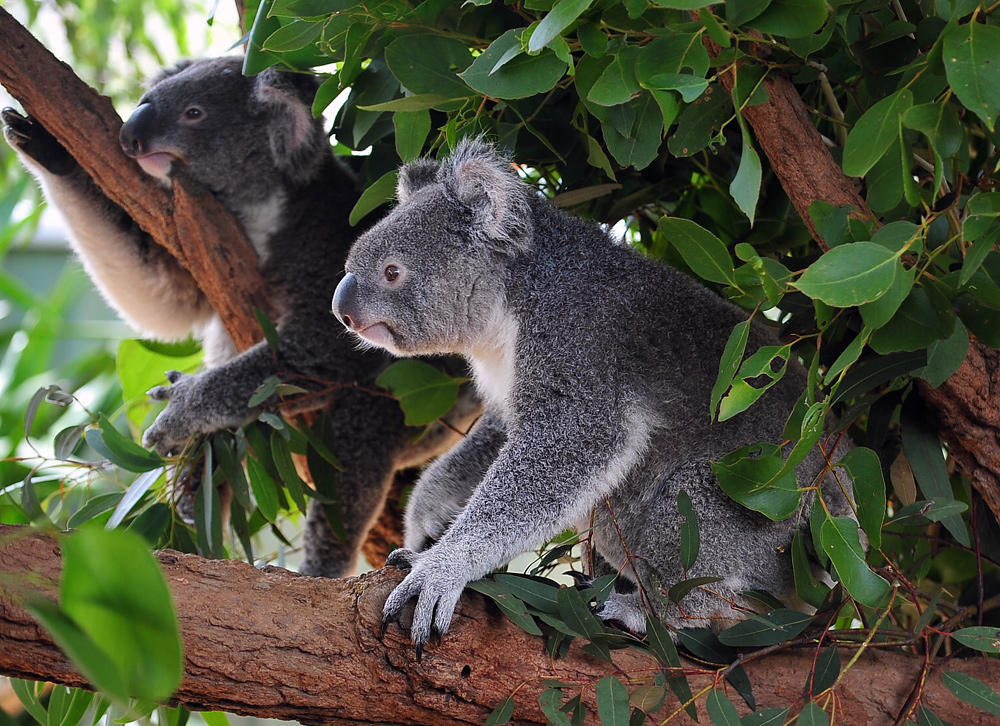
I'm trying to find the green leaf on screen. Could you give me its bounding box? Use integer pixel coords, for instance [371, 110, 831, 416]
[741, 707, 790, 726]
[394, 110, 431, 163]
[87, 417, 164, 473]
[539, 688, 573, 726]
[350, 170, 398, 226]
[719, 343, 791, 420]
[596, 677, 630, 726]
[836, 447, 885, 550]
[807, 645, 840, 695]
[377, 359, 462, 426]
[731, 117, 762, 225]
[819, 515, 891, 609]
[659, 217, 735, 285]
[528, 0, 595, 52]
[792, 529, 830, 609]
[645, 614, 697, 719]
[602, 91, 664, 171]
[629, 685, 665, 714]
[796, 702, 829, 726]
[494, 573, 560, 613]
[943, 22, 1000, 132]
[794, 242, 899, 307]
[667, 85, 731, 157]
[667, 575, 723, 604]
[248, 375, 281, 408]
[56, 529, 181, 702]
[870, 287, 954, 355]
[941, 672, 1000, 716]
[706, 688, 741, 726]
[718, 608, 813, 647]
[556, 586, 610, 659]
[486, 695, 515, 726]
[900, 413, 969, 547]
[641, 73, 708, 102]
[677, 490, 699, 571]
[460, 30, 567, 99]
[271, 434, 307, 513]
[712, 442, 802, 521]
[589, 48, 640, 106]
[747, 0, 827, 37]
[903, 102, 963, 159]
[261, 19, 323, 52]
[858, 263, 913, 330]
[467, 579, 543, 636]
[711, 320, 751, 421]
[385, 35, 474, 99]
[359, 94, 455, 112]
[951, 626, 1000, 654]
[246, 454, 280, 522]
[961, 226, 1000, 286]
[106, 468, 165, 530]
[842, 90, 914, 177]
[635, 33, 709, 80]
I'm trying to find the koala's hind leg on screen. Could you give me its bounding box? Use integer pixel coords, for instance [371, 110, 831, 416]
[299, 389, 409, 578]
[593, 460, 799, 633]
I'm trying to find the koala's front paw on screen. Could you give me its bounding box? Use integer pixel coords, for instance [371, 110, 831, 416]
[2, 108, 77, 176]
[595, 590, 649, 636]
[381, 547, 468, 655]
[142, 370, 203, 456]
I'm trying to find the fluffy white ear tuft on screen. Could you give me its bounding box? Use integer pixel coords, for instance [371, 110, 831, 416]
[444, 138, 533, 254]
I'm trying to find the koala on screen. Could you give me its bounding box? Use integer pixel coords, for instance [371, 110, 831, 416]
[2, 56, 473, 577]
[333, 139, 858, 648]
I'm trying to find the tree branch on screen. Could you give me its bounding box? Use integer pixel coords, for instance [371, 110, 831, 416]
[1, 524, 998, 725]
[0, 7, 271, 351]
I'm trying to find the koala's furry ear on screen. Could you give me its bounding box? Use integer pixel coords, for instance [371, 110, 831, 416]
[397, 158, 441, 203]
[444, 138, 533, 253]
[145, 59, 197, 89]
[252, 68, 326, 184]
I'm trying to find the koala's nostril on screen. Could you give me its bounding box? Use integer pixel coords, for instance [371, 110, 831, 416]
[342, 313, 355, 329]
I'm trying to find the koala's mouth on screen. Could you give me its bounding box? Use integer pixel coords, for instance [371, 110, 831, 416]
[135, 152, 179, 182]
[356, 321, 395, 349]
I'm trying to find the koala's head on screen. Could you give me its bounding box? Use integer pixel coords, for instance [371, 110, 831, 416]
[119, 56, 325, 200]
[333, 139, 534, 357]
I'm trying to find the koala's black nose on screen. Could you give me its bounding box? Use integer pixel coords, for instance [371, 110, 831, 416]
[120, 103, 156, 157]
[333, 272, 359, 329]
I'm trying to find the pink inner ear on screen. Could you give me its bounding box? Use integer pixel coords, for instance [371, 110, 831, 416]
[258, 85, 311, 149]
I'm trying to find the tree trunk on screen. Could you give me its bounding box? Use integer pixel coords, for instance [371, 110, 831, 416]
[1, 524, 997, 725]
[0, 6, 271, 351]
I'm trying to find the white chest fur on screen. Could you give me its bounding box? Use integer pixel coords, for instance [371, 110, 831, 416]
[469, 315, 518, 417]
[237, 191, 287, 262]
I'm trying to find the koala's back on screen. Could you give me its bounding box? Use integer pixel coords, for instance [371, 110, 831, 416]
[508, 199, 796, 455]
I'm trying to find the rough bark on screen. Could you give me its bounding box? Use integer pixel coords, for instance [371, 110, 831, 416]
[705, 38, 871, 248]
[918, 341, 1000, 524]
[705, 37, 1000, 523]
[0, 7, 271, 351]
[2, 524, 998, 726]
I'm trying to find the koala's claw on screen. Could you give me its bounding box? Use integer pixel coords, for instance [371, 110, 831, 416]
[385, 547, 417, 570]
[2, 108, 77, 176]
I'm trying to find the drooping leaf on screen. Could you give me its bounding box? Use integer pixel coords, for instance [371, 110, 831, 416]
[659, 217, 736, 286]
[460, 30, 567, 99]
[677, 489, 699, 571]
[806, 645, 841, 695]
[951, 626, 1000, 654]
[595, 676, 630, 726]
[835, 447, 885, 549]
[712, 442, 802, 521]
[819, 515, 891, 609]
[718, 609, 813, 647]
[376, 359, 463, 426]
[842, 90, 913, 177]
[943, 22, 1000, 132]
[706, 688, 740, 726]
[941, 672, 1000, 716]
[528, 0, 595, 52]
[796, 702, 829, 726]
[384, 34, 474, 99]
[468, 579, 543, 636]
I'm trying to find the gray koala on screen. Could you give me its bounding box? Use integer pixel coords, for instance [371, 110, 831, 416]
[333, 139, 858, 648]
[2, 56, 472, 577]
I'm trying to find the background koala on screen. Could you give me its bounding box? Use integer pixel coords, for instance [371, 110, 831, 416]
[2, 56, 471, 577]
[333, 139, 858, 647]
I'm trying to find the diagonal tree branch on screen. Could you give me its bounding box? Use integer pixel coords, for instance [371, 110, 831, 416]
[0, 7, 271, 351]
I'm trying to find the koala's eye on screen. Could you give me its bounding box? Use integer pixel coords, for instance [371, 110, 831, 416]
[182, 106, 205, 122]
[384, 265, 401, 282]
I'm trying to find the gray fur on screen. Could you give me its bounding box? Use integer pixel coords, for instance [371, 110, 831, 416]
[334, 139, 858, 646]
[2, 57, 475, 577]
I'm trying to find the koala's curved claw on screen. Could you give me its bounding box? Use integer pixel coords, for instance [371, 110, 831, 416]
[415, 643, 423, 663]
[385, 547, 417, 570]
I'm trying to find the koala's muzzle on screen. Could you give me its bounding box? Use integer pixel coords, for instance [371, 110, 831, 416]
[120, 103, 156, 157]
[333, 272, 360, 330]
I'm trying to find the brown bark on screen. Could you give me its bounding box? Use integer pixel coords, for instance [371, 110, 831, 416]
[704, 37, 1000, 523]
[2, 524, 998, 726]
[0, 7, 271, 351]
[919, 341, 1000, 524]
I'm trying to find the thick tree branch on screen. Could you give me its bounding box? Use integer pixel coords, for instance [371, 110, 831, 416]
[0, 7, 271, 351]
[1, 524, 998, 725]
